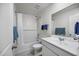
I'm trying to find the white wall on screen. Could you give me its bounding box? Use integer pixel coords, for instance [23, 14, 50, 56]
[38, 3, 73, 37]
[52, 4, 79, 36]
[0, 3, 14, 56]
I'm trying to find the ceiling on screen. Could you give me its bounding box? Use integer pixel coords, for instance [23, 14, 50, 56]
[15, 3, 51, 16]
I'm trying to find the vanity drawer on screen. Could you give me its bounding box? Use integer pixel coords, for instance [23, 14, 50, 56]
[42, 40, 75, 56]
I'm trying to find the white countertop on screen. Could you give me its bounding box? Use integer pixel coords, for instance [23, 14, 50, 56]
[42, 35, 79, 56]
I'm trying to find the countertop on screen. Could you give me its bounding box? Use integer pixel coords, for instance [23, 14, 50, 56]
[42, 35, 79, 56]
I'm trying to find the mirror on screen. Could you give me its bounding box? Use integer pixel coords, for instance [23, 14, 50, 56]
[51, 4, 79, 37]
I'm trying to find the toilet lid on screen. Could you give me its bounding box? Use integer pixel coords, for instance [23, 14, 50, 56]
[33, 44, 43, 48]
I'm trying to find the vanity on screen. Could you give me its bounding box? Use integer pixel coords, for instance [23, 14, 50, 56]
[41, 35, 79, 56]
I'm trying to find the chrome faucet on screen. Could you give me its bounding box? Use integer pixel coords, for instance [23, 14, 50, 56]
[59, 37, 64, 41]
[73, 35, 79, 40]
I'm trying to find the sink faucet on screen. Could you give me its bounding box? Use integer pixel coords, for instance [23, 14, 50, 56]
[59, 37, 64, 41]
[73, 35, 79, 40]
[76, 35, 79, 42]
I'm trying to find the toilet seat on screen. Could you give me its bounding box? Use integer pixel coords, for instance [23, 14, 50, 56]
[32, 44, 43, 49]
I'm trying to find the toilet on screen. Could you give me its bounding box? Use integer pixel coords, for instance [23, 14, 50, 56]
[32, 43, 43, 56]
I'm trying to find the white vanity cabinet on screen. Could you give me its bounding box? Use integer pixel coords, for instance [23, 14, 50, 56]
[42, 40, 75, 56]
[42, 46, 57, 56]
